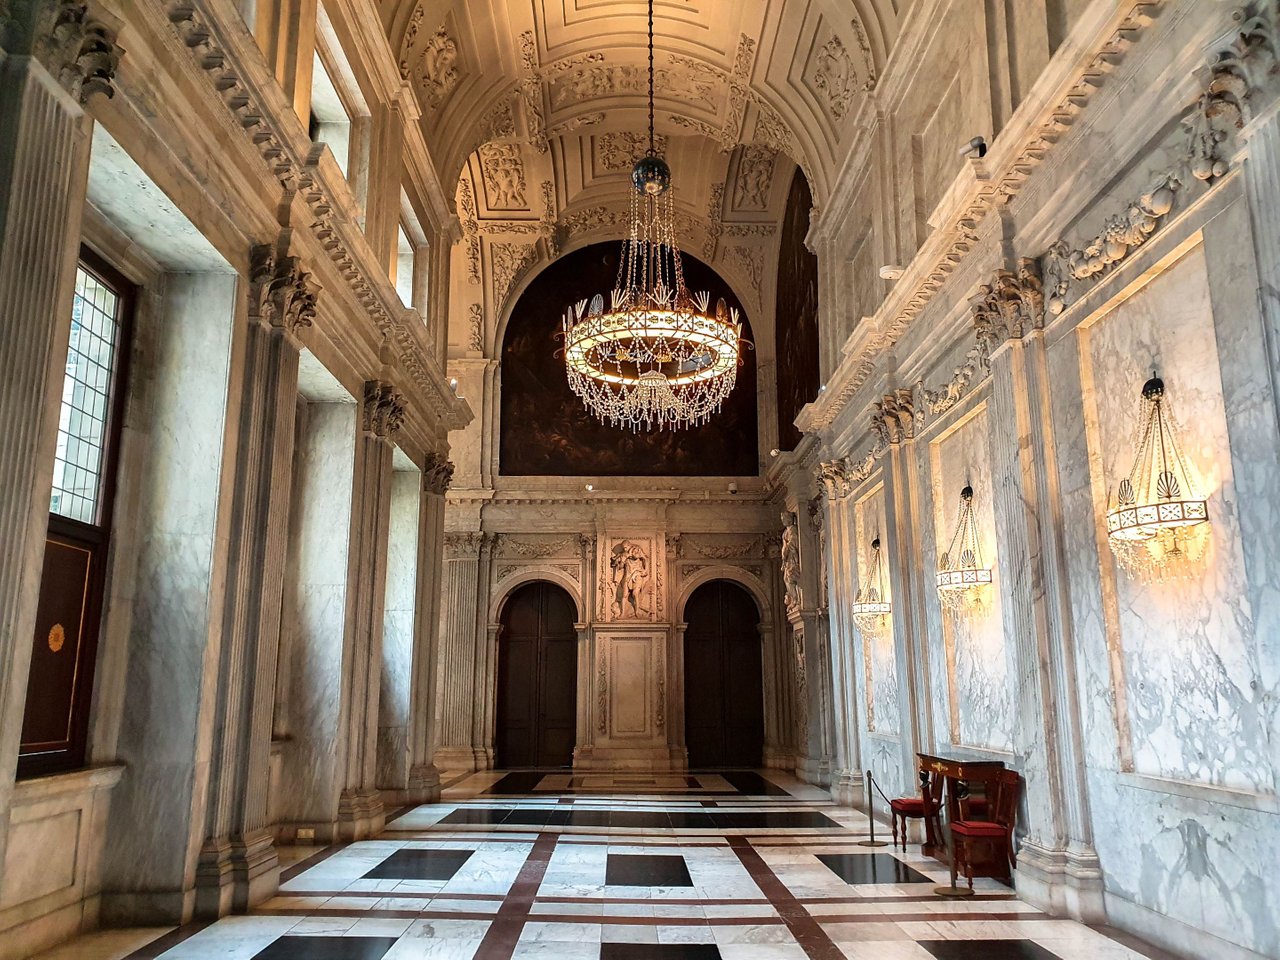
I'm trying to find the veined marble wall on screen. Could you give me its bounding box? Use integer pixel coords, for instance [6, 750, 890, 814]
[926, 406, 1014, 755]
[1078, 245, 1267, 792]
[852, 487, 898, 739]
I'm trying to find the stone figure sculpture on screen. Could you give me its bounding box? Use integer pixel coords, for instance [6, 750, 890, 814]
[609, 540, 649, 619]
[780, 511, 802, 616]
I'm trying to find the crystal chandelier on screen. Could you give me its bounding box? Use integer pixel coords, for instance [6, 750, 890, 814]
[936, 485, 992, 611]
[1106, 373, 1209, 582]
[851, 537, 892, 639]
[561, 0, 746, 431]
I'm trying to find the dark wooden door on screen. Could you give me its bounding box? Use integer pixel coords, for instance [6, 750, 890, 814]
[683, 580, 764, 768]
[495, 581, 578, 767]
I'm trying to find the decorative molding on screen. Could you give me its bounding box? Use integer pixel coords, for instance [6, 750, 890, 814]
[444, 531, 486, 558]
[818, 459, 852, 500]
[457, 178, 482, 285]
[423, 452, 454, 494]
[478, 142, 526, 208]
[702, 182, 725, 261]
[596, 655, 607, 734]
[720, 34, 757, 149]
[499, 536, 575, 559]
[489, 241, 537, 310]
[733, 145, 775, 210]
[917, 340, 991, 419]
[518, 30, 547, 153]
[467, 302, 483, 352]
[362, 380, 406, 439]
[1043, 173, 1177, 315]
[809, 32, 855, 121]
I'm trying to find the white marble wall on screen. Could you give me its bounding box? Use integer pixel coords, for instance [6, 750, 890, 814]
[852, 486, 898, 739]
[377, 468, 421, 792]
[925, 405, 1015, 755]
[278, 400, 358, 835]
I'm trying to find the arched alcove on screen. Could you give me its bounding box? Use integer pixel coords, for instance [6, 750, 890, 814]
[498, 242, 758, 476]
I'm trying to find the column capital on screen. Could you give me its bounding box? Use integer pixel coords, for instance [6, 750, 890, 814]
[422, 451, 454, 494]
[249, 243, 317, 341]
[8, 1, 124, 104]
[971, 257, 1045, 354]
[361, 380, 405, 440]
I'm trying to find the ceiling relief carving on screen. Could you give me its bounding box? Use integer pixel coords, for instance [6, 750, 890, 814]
[598, 132, 669, 172]
[402, 21, 462, 109]
[489, 242, 538, 311]
[733, 145, 776, 211]
[479, 143, 528, 209]
[808, 32, 856, 122]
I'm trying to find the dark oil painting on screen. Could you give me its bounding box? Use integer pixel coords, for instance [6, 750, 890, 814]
[499, 242, 758, 476]
[775, 169, 820, 452]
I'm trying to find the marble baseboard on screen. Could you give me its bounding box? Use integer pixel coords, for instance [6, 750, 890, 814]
[1013, 839, 1106, 923]
[99, 887, 195, 927]
[194, 831, 281, 918]
[829, 770, 865, 807]
[571, 745, 679, 771]
[1104, 887, 1273, 960]
[431, 746, 486, 772]
[795, 753, 833, 787]
[0, 891, 99, 960]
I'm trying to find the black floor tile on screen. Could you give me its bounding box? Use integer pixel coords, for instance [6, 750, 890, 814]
[609, 810, 672, 829]
[601, 945, 722, 959]
[504, 809, 553, 826]
[816, 852, 931, 885]
[919, 940, 1061, 960]
[438, 807, 510, 825]
[252, 936, 400, 960]
[718, 772, 791, 796]
[606, 853, 694, 887]
[363, 848, 474, 881]
[712, 811, 841, 830]
[482, 772, 547, 794]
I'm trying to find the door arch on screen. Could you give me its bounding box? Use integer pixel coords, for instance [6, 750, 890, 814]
[683, 579, 764, 768]
[495, 580, 578, 768]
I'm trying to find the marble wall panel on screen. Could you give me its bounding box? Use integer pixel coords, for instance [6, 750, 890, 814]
[852, 486, 897, 737]
[929, 404, 1015, 753]
[280, 401, 357, 824]
[1079, 244, 1271, 793]
[377, 469, 421, 788]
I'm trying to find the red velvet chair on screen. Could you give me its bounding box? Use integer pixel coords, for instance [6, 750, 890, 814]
[889, 767, 944, 850]
[949, 769, 1021, 889]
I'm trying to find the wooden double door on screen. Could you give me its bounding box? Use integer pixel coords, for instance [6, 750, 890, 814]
[495, 581, 578, 768]
[683, 580, 764, 768]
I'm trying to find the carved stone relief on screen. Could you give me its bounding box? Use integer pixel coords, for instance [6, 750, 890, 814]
[361, 380, 406, 439]
[598, 131, 668, 171]
[467, 303, 483, 353]
[248, 244, 317, 338]
[780, 511, 802, 618]
[479, 143, 527, 209]
[607, 540, 651, 620]
[809, 33, 855, 121]
[423, 453, 454, 494]
[733, 145, 776, 210]
[489, 241, 537, 309]
[409, 28, 461, 108]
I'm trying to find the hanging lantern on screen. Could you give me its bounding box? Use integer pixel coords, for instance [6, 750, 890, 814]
[936, 485, 992, 611]
[1106, 373, 1209, 582]
[851, 537, 892, 639]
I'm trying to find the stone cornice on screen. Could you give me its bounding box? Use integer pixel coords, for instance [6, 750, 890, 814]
[159, 0, 470, 437]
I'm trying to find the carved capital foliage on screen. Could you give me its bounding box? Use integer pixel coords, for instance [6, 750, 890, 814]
[21, 0, 123, 103]
[362, 380, 406, 439]
[970, 258, 1045, 352]
[818, 458, 852, 500]
[423, 452, 454, 494]
[249, 244, 317, 337]
[873, 387, 919, 444]
[444, 531, 487, 558]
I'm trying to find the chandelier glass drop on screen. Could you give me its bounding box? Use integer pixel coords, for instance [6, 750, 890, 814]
[1106, 373, 1209, 582]
[851, 537, 892, 639]
[561, 0, 745, 431]
[936, 485, 993, 611]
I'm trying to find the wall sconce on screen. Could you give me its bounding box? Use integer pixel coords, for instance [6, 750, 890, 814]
[1106, 372, 1209, 582]
[936, 485, 992, 612]
[851, 537, 892, 639]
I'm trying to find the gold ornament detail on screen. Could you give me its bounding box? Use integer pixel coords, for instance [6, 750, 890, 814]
[48, 623, 66, 653]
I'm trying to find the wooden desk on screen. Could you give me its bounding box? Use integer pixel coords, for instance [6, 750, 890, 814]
[916, 753, 1006, 876]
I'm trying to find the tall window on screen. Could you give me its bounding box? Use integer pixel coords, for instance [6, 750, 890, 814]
[395, 224, 416, 308]
[19, 251, 133, 777]
[309, 50, 352, 175]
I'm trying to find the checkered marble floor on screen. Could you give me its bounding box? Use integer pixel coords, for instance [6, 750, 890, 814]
[33, 771, 1175, 960]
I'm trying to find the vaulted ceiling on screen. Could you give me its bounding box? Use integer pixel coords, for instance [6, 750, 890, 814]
[379, 0, 908, 344]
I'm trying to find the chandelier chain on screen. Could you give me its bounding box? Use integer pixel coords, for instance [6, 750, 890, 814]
[647, 0, 655, 155]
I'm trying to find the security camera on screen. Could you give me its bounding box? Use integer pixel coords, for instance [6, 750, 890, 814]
[728, 481, 739, 495]
[959, 136, 987, 159]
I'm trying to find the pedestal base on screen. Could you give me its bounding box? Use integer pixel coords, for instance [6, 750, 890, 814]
[1014, 839, 1106, 923]
[194, 830, 279, 918]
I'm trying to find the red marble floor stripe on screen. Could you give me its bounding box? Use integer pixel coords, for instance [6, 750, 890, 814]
[726, 835, 847, 960]
[472, 831, 558, 960]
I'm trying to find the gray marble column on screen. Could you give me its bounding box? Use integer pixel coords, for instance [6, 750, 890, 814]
[434, 533, 484, 770]
[196, 245, 315, 916]
[406, 456, 452, 799]
[336, 381, 400, 835]
[1239, 102, 1280, 424]
[0, 2, 119, 872]
[982, 289, 1104, 919]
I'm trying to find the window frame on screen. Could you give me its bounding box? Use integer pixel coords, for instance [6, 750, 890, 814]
[18, 246, 135, 779]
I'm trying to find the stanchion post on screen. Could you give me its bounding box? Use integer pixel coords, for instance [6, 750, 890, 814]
[857, 768, 888, 847]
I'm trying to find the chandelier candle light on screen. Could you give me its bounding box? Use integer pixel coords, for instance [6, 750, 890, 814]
[852, 537, 892, 639]
[936, 485, 993, 611]
[561, 0, 747, 431]
[1106, 372, 1209, 582]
